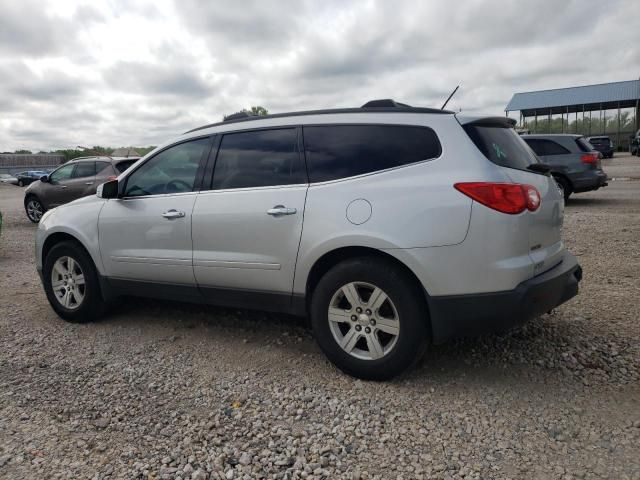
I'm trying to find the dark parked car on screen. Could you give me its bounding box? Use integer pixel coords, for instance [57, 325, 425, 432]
[630, 130, 640, 156]
[521, 134, 607, 201]
[23, 156, 139, 222]
[586, 136, 614, 158]
[15, 170, 50, 187]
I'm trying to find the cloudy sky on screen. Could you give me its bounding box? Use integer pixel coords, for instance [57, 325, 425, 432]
[0, 0, 637, 151]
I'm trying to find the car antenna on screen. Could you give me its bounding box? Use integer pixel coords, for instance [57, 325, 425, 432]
[441, 85, 459, 110]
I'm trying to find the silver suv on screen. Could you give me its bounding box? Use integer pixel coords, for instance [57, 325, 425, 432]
[35, 100, 582, 379]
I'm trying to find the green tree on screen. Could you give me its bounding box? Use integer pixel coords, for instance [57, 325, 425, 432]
[248, 106, 269, 116]
[14, 149, 32, 154]
[223, 105, 269, 120]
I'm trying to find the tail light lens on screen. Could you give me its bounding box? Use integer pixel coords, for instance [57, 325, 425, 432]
[106, 175, 118, 181]
[580, 153, 599, 164]
[454, 182, 541, 214]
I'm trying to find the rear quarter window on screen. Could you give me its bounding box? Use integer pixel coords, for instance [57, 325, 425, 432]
[464, 125, 537, 170]
[115, 160, 136, 174]
[303, 124, 441, 183]
[576, 137, 594, 152]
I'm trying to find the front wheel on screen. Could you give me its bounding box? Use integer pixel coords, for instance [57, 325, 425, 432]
[25, 196, 45, 223]
[43, 241, 106, 323]
[310, 257, 428, 380]
[18, 180, 24, 187]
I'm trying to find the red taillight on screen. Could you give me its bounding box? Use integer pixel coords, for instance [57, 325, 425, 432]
[454, 182, 540, 214]
[580, 153, 598, 164]
[106, 175, 118, 181]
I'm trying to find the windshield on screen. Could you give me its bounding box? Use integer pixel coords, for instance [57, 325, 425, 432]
[589, 137, 609, 145]
[463, 125, 538, 170]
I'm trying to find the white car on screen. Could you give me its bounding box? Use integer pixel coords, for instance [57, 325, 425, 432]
[35, 100, 582, 379]
[0, 173, 18, 185]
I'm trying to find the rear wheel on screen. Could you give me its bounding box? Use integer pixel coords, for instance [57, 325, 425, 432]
[43, 241, 106, 323]
[18, 179, 24, 187]
[25, 196, 45, 223]
[554, 176, 571, 202]
[310, 257, 428, 380]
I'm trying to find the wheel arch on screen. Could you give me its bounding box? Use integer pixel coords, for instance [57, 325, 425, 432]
[551, 172, 573, 190]
[42, 232, 92, 268]
[304, 246, 431, 331]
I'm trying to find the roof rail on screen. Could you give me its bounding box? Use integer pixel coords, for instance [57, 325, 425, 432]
[361, 99, 411, 108]
[185, 103, 453, 134]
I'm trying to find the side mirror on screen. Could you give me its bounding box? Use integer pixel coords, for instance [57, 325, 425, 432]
[40, 175, 49, 182]
[97, 179, 119, 199]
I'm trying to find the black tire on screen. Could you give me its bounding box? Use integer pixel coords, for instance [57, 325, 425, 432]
[310, 257, 429, 380]
[18, 180, 24, 187]
[554, 176, 571, 202]
[43, 241, 106, 323]
[24, 195, 45, 223]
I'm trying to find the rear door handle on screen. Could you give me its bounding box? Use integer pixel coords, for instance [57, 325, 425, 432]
[85, 182, 94, 185]
[161, 209, 186, 219]
[267, 205, 297, 216]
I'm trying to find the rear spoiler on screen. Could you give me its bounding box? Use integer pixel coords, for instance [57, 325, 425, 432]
[457, 116, 517, 128]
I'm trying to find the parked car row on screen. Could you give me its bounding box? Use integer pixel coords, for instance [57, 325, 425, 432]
[33, 100, 582, 379]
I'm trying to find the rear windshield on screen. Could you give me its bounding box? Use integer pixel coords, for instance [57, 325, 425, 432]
[463, 125, 537, 170]
[588, 137, 609, 145]
[576, 137, 593, 152]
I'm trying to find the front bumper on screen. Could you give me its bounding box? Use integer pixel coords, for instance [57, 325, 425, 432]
[428, 252, 581, 343]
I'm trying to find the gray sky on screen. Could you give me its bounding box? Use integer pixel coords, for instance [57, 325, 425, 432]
[1, 0, 638, 151]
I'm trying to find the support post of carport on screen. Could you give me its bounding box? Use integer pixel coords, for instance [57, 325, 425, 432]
[617, 101, 621, 151]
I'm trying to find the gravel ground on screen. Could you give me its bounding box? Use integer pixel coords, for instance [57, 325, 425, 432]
[1, 155, 639, 480]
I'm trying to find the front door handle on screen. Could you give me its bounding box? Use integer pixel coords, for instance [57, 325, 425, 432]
[85, 182, 94, 185]
[267, 205, 297, 216]
[161, 209, 186, 219]
[60, 185, 68, 189]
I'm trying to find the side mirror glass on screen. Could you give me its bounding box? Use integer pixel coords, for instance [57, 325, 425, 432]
[40, 175, 49, 182]
[97, 179, 119, 199]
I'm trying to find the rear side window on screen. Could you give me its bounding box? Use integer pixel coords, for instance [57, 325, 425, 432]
[211, 128, 304, 189]
[523, 139, 570, 156]
[303, 125, 441, 183]
[96, 161, 111, 174]
[114, 160, 136, 174]
[576, 137, 593, 152]
[464, 125, 537, 170]
[72, 162, 96, 178]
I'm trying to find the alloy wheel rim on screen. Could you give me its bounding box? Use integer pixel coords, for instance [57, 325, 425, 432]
[27, 200, 43, 221]
[51, 256, 86, 310]
[328, 281, 400, 361]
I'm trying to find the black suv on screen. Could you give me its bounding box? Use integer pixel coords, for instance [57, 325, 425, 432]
[586, 136, 614, 158]
[630, 130, 640, 156]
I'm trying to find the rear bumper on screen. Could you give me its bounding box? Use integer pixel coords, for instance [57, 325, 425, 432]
[573, 170, 608, 192]
[428, 252, 581, 344]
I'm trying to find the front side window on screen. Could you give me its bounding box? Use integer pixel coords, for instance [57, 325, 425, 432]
[72, 162, 96, 178]
[124, 138, 209, 197]
[303, 125, 441, 183]
[211, 128, 304, 189]
[49, 164, 75, 183]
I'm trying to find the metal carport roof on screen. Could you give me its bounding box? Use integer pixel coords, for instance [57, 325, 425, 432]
[506, 80, 640, 115]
